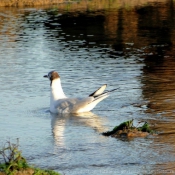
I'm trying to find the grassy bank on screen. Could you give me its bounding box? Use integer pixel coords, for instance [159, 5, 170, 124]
[0, 0, 167, 7]
[0, 140, 61, 175]
[0, 0, 64, 7]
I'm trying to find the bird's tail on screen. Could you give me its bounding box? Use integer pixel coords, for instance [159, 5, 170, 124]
[92, 88, 118, 103]
[85, 86, 118, 112]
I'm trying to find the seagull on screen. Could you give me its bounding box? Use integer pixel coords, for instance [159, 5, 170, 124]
[44, 71, 117, 114]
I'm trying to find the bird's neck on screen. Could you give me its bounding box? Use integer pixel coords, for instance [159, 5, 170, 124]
[50, 79, 66, 103]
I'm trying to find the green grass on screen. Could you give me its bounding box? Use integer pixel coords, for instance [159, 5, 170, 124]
[102, 119, 134, 136]
[34, 168, 61, 175]
[0, 139, 61, 175]
[102, 119, 155, 136]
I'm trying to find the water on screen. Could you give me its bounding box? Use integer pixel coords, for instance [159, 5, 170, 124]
[0, 0, 175, 174]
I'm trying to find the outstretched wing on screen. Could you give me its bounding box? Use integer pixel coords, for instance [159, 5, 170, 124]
[89, 84, 107, 97]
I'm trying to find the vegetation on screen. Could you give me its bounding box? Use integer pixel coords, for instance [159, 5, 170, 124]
[0, 0, 64, 7]
[0, 140, 61, 175]
[137, 122, 153, 133]
[102, 120, 156, 138]
[0, 0, 163, 7]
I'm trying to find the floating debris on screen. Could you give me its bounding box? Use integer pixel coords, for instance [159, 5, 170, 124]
[102, 119, 156, 138]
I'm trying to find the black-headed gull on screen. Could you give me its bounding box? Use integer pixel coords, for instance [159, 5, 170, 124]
[44, 71, 117, 113]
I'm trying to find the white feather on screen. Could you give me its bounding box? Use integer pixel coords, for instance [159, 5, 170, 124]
[45, 72, 116, 114]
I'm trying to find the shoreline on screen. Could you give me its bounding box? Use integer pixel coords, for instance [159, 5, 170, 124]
[0, 0, 166, 7]
[0, 0, 64, 7]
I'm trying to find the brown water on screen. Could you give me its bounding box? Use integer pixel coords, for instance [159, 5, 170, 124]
[0, 0, 175, 174]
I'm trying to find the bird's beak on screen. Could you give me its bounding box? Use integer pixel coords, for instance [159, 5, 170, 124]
[43, 75, 48, 78]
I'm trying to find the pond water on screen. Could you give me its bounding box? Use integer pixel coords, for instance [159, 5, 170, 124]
[1, 0, 175, 174]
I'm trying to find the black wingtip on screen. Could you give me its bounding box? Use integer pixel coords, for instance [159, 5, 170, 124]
[89, 84, 107, 97]
[108, 88, 118, 93]
[95, 88, 118, 97]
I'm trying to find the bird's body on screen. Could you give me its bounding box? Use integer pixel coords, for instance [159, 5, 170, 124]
[44, 71, 116, 114]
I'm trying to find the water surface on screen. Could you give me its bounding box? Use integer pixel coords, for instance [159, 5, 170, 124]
[0, 0, 175, 174]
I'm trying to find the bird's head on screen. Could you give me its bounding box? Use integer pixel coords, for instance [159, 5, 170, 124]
[43, 71, 60, 82]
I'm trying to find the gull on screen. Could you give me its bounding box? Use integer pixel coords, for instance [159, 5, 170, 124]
[44, 71, 117, 114]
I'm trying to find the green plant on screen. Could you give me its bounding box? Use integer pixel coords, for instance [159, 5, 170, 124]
[34, 168, 61, 175]
[137, 122, 153, 134]
[102, 120, 156, 137]
[0, 139, 29, 174]
[0, 139, 61, 175]
[102, 119, 134, 136]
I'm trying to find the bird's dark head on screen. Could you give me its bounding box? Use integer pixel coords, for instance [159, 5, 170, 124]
[43, 71, 60, 82]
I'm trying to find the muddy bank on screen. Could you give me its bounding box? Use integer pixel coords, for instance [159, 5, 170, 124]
[102, 120, 156, 138]
[0, 168, 34, 175]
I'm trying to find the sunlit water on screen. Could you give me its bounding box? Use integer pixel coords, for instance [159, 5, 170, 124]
[0, 0, 175, 174]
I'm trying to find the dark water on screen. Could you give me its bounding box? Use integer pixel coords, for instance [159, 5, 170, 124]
[0, 0, 175, 174]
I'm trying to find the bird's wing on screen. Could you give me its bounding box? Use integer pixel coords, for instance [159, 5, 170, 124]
[54, 86, 118, 113]
[54, 97, 94, 113]
[89, 84, 107, 97]
[88, 87, 118, 105]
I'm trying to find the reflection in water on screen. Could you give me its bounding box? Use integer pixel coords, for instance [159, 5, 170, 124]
[137, 2, 175, 170]
[51, 112, 107, 147]
[51, 113, 66, 147]
[141, 57, 175, 172]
